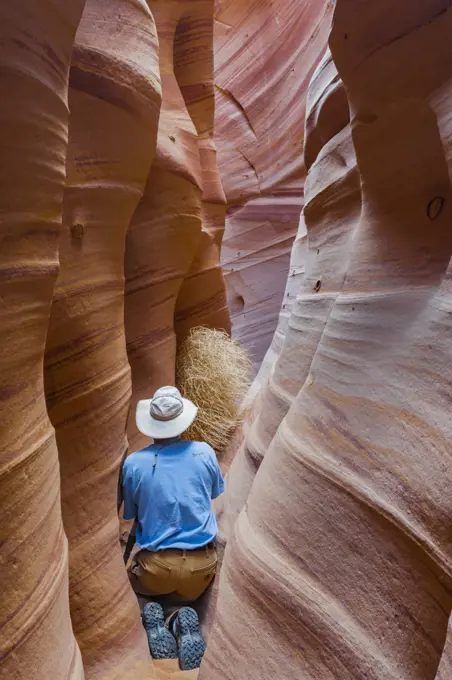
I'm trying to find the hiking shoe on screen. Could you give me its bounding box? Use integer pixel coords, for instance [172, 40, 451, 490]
[167, 607, 205, 670]
[141, 602, 177, 660]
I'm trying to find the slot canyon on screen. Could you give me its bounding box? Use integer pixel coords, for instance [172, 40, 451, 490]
[1, 0, 451, 679]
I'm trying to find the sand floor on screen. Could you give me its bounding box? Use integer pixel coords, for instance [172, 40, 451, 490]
[154, 659, 199, 679]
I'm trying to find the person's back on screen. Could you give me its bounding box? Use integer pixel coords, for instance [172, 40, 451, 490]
[122, 439, 224, 552]
[123, 386, 224, 605]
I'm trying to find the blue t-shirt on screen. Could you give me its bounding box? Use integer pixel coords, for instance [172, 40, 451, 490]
[121, 440, 225, 551]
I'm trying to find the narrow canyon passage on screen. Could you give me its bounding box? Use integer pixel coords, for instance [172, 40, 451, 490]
[1, 1, 452, 680]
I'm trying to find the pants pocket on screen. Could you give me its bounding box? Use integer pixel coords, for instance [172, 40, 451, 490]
[178, 554, 218, 601]
[137, 553, 175, 595]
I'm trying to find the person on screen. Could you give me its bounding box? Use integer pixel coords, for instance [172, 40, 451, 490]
[121, 385, 225, 604]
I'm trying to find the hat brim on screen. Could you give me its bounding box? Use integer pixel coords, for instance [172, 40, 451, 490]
[136, 398, 198, 439]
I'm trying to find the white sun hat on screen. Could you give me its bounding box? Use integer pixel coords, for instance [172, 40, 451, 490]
[136, 386, 198, 440]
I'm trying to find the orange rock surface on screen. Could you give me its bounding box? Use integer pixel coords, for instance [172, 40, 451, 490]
[44, 1, 161, 678]
[0, 2, 85, 679]
[125, 0, 230, 452]
[2, 1, 452, 679]
[1, 1, 227, 678]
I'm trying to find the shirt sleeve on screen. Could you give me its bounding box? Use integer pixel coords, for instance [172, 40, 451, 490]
[209, 448, 225, 500]
[121, 459, 137, 520]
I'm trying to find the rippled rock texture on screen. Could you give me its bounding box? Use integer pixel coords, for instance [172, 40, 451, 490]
[0, 2, 86, 679]
[215, 0, 335, 373]
[202, 1, 452, 678]
[44, 1, 161, 678]
[1, 0, 227, 679]
[2, 1, 452, 679]
[125, 0, 230, 453]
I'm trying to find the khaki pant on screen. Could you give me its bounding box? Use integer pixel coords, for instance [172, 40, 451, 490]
[128, 546, 217, 602]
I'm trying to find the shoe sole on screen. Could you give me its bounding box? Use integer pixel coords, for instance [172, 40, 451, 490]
[177, 607, 205, 671]
[142, 602, 178, 660]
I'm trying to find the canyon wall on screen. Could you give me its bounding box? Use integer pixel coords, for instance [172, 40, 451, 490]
[0, 3, 86, 679]
[1, 1, 228, 679]
[215, 0, 335, 374]
[202, 1, 452, 679]
[125, 0, 230, 453]
[2, 1, 452, 680]
[44, 1, 161, 678]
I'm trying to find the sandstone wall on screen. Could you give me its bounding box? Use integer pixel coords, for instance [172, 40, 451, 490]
[202, 1, 452, 678]
[44, 1, 161, 678]
[1, 1, 228, 679]
[215, 0, 335, 373]
[2, 1, 452, 679]
[125, 0, 230, 453]
[0, 3, 86, 679]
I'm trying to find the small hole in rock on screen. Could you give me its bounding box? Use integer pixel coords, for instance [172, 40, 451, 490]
[427, 196, 444, 220]
[71, 223, 85, 239]
[314, 280, 322, 293]
[231, 294, 245, 313]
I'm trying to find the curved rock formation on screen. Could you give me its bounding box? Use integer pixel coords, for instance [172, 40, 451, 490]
[217, 48, 357, 541]
[215, 0, 334, 373]
[201, 44, 357, 643]
[0, 3, 85, 679]
[125, 0, 230, 452]
[173, 1, 230, 342]
[44, 1, 161, 677]
[202, 1, 452, 678]
[3, 1, 452, 679]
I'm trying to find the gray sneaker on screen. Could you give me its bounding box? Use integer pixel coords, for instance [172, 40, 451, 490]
[166, 607, 205, 671]
[141, 602, 178, 660]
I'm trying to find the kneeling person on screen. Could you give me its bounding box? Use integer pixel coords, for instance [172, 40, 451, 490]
[122, 386, 224, 602]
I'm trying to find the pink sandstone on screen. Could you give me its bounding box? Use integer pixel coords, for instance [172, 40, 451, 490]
[1, 1, 452, 679]
[215, 0, 334, 374]
[202, 2, 452, 678]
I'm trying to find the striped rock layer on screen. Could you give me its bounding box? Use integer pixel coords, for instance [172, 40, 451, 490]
[0, 2, 86, 679]
[1, 1, 227, 679]
[44, 1, 161, 678]
[2, 1, 452, 680]
[125, 0, 230, 453]
[202, 1, 452, 679]
[215, 0, 335, 374]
